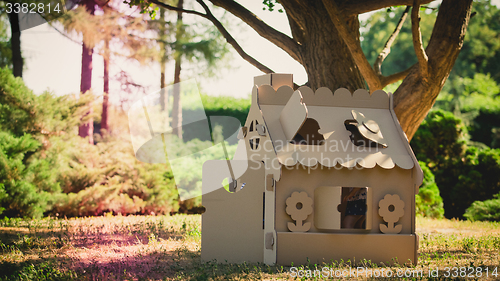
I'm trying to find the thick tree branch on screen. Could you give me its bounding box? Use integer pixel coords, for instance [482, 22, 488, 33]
[208, 0, 302, 63]
[411, 0, 429, 78]
[394, 0, 473, 140]
[340, 0, 434, 16]
[322, 0, 382, 91]
[148, 0, 206, 17]
[374, 6, 410, 75]
[148, 0, 275, 75]
[381, 67, 412, 87]
[195, 0, 275, 74]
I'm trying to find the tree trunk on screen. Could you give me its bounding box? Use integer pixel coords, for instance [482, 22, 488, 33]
[281, 1, 365, 92]
[393, 0, 473, 140]
[159, 9, 169, 115]
[171, 0, 184, 140]
[78, 0, 96, 144]
[101, 38, 110, 135]
[8, 12, 22, 78]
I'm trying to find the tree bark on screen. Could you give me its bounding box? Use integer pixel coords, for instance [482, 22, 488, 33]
[281, 1, 365, 92]
[101, 38, 110, 135]
[171, 0, 183, 140]
[78, 0, 96, 144]
[8, 12, 22, 78]
[393, 0, 473, 140]
[159, 8, 168, 113]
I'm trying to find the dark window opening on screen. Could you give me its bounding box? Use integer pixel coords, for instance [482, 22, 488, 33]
[290, 118, 325, 145]
[263, 192, 265, 229]
[249, 138, 260, 150]
[339, 187, 368, 229]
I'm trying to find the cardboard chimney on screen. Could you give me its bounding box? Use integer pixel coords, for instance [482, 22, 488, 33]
[201, 74, 423, 265]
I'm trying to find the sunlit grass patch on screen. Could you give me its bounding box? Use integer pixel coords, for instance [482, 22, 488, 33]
[0, 215, 499, 280]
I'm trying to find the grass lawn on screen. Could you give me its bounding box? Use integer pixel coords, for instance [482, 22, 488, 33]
[0, 214, 499, 280]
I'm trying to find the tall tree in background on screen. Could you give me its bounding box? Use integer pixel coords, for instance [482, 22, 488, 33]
[8, 11, 21, 77]
[98, 2, 155, 134]
[149, 0, 229, 139]
[158, 8, 170, 113]
[171, 0, 183, 139]
[1, 0, 78, 79]
[0, 7, 12, 69]
[78, 0, 97, 144]
[61, 0, 155, 137]
[130, 0, 474, 140]
[102, 37, 110, 134]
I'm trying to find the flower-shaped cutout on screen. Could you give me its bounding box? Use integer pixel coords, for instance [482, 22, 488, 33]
[285, 191, 313, 232]
[378, 194, 405, 234]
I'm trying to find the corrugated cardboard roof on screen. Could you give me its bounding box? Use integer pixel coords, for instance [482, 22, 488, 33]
[256, 85, 416, 170]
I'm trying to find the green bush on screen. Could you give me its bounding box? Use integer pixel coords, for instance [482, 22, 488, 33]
[464, 193, 500, 222]
[416, 161, 444, 218]
[435, 73, 500, 148]
[0, 66, 85, 218]
[412, 109, 500, 219]
[48, 135, 179, 217]
[437, 147, 500, 219]
[0, 67, 181, 217]
[0, 67, 90, 138]
[182, 94, 250, 142]
[202, 95, 250, 124]
[411, 109, 467, 166]
[0, 132, 52, 218]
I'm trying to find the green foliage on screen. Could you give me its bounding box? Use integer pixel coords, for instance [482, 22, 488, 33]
[453, 0, 500, 83]
[0, 67, 84, 218]
[464, 192, 500, 222]
[0, 67, 91, 137]
[182, 94, 250, 143]
[362, 1, 500, 87]
[0, 260, 76, 281]
[361, 6, 436, 77]
[176, 22, 232, 78]
[437, 73, 500, 112]
[461, 74, 500, 148]
[262, 0, 283, 13]
[48, 135, 179, 217]
[0, 68, 180, 217]
[200, 94, 250, 126]
[411, 109, 467, 167]
[440, 147, 500, 219]
[0, 132, 51, 218]
[436, 73, 500, 148]
[0, 11, 11, 70]
[412, 110, 500, 219]
[164, 136, 237, 205]
[416, 161, 444, 218]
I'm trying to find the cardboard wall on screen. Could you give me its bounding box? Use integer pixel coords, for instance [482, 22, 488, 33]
[277, 233, 417, 265]
[201, 160, 266, 263]
[275, 165, 414, 234]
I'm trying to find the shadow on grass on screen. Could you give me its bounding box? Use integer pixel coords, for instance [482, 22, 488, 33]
[0, 226, 189, 280]
[0, 259, 77, 281]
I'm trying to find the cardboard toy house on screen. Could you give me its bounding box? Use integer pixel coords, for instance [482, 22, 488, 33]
[201, 74, 423, 265]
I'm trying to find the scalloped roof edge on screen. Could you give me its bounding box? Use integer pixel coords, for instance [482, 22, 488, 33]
[257, 85, 390, 109]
